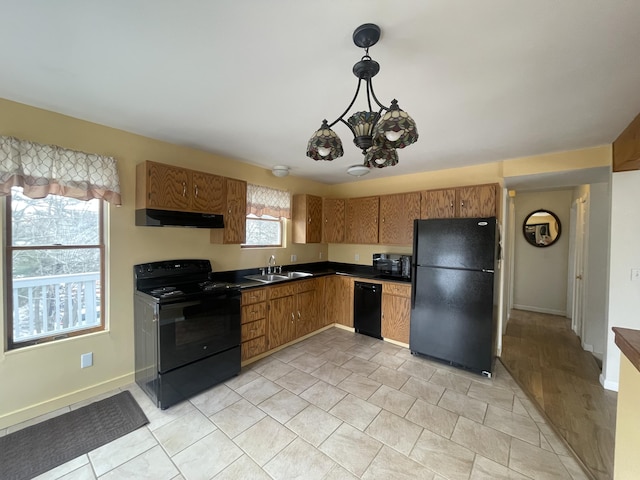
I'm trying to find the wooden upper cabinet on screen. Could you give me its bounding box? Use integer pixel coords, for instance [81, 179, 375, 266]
[379, 192, 421, 245]
[613, 111, 640, 172]
[138, 161, 190, 211]
[456, 184, 496, 218]
[323, 198, 345, 244]
[211, 177, 246, 244]
[421, 188, 456, 219]
[136, 161, 224, 214]
[421, 183, 497, 219]
[346, 196, 379, 244]
[191, 171, 225, 214]
[292, 194, 323, 244]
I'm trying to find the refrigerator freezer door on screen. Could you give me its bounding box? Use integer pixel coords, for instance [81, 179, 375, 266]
[410, 265, 494, 373]
[413, 217, 496, 271]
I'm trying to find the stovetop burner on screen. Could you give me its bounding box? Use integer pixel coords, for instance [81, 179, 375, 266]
[199, 281, 236, 291]
[150, 286, 176, 294]
[135, 259, 239, 301]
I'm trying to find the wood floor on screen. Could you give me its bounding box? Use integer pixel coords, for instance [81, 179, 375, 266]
[501, 309, 617, 480]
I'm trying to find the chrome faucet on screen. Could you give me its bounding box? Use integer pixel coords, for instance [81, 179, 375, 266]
[267, 255, 276, 274]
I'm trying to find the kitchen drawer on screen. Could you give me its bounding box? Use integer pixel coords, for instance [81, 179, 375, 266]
[268, 283, 296, 299]
[241, 336, 267, 361]
[242, 288, 266, 305]
[241, 319, 266, 341]
[382, 282, 411, 297]
[242, 302, 266, 323]
[296, 278, 316, 293]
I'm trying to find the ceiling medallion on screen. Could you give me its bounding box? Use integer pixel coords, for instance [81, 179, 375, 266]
[306, 23, 418, 175]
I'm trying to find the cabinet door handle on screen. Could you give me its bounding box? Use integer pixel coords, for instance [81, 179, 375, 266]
[194, 184, 199, 197]
[182, 182, 187, 197]
[298, 311, 301, 320]
[461, 201, 465, 208]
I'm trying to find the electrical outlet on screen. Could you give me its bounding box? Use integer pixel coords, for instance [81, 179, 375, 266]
[319, 252, 323, 259]
[290, 254, 297, 262]
[355, 253, 360, 261]
[81, 352, 93, 368]
[632, 268, 640, 281]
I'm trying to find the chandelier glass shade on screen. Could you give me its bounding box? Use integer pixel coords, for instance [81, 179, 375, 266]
[306, 24, 418, 172]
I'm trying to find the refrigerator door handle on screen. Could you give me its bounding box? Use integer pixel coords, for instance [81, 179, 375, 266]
[410, 265, 417, 308]
[482, 269, 494, 273]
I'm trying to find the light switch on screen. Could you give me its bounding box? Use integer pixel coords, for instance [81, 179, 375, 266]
[632, 269, 640, 281]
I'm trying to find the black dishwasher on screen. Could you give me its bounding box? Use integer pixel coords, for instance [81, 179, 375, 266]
[354, 281, 382, 339]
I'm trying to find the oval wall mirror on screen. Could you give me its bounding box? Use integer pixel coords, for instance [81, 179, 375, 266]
[523, 209, 561, 247]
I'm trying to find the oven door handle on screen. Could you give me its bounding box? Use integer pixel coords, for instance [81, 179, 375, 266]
[159, 300, 203, 310]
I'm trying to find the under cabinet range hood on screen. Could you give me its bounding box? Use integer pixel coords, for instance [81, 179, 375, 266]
[135, 209, 224, 228]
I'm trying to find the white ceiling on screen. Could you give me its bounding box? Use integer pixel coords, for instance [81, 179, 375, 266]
[1, 1, 639, 185]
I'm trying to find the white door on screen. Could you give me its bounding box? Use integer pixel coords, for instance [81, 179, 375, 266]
[571, 197, 588, 337]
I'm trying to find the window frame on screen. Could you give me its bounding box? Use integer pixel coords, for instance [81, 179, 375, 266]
[4, 190, 106, 350]
[242, 215, 284, 249]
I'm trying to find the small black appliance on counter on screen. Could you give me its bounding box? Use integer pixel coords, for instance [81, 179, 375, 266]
[373, 253, 411, 280]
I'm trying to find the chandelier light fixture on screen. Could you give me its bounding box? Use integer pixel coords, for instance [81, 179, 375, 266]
[306, 23, 418, 173]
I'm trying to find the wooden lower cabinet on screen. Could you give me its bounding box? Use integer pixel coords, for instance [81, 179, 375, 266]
[267, 279, 324, 350]
[268, 294, 297, 349]
[240, 288, 267, 361]
[295, 278, 324, 337]
[324, 275, 353, 327]
[381, 282, 411, 344]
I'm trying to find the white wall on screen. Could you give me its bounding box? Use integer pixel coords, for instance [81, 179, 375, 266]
[603, 171, 640, 391]
[583, 182, 610, 357]
[513, 189, 572, 315]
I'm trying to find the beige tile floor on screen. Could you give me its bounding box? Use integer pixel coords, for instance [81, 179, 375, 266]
[5, 327, 591, 479]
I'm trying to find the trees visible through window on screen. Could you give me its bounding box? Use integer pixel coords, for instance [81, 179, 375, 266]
[6, 187, 104, 349]
[244, 214, 283, 247]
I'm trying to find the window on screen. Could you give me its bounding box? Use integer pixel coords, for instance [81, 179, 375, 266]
[243, 184, 290, 248]
[5, 187, 104, 349]
[244, 214, 283, 247]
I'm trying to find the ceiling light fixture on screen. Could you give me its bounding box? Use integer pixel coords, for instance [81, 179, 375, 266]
[306, 23, 418, 172]
[347, 164, 371, 177]
[271, 165, 290, 177]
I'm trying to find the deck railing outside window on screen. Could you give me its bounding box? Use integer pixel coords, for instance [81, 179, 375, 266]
[12, 272, 101, 343]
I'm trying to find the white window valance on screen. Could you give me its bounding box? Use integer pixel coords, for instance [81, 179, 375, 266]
[0, 135, 121, 205]
[246, 183, 291, 219]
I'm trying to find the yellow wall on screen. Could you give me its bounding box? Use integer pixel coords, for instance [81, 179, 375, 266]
[0, 97, 613, 429]
[502, 145, 610, 177]
[614, 355, 640, 479]
[0, 98, 329, 428]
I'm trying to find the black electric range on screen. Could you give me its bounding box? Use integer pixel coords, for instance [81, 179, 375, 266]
[133, 259, 241, 409]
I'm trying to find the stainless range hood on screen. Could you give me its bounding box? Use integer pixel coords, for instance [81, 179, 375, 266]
[135, 209, 224, 228]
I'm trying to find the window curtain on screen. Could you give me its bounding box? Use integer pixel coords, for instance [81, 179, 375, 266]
[0, 135, 121, 205]
[246, 183, 291, 219]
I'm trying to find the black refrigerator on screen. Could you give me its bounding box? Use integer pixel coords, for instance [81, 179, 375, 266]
[410, 217, 499, 376]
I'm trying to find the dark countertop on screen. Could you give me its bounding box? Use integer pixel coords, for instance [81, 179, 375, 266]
[613, 327, 640, 374]
[211, 261, 411, 289]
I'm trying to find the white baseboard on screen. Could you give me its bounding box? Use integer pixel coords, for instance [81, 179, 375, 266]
[512, 304, 566, 316]
[600, 373, 619, 392]
[0, 373, 134, 430]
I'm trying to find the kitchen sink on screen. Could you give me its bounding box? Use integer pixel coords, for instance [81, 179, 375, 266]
[244, 274, 290, 283]
[284, 271, 312, 279]
[244, 271, 313, 284]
